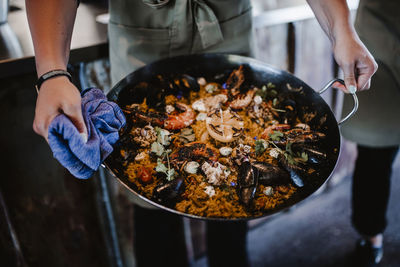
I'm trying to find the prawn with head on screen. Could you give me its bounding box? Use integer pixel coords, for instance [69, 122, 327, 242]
[224, 65, 257, 110]
[124, 102, 196, 130]
[169, 141, 219, 171]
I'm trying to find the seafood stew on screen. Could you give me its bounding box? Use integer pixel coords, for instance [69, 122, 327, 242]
[105, 54, 340, 220]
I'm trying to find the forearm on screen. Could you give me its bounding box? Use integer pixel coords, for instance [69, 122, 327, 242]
[26, 0, 78, 77]
[307, 0, 377, 91]
[306, 0, 356, 45]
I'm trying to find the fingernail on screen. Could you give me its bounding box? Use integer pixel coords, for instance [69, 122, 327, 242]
[80, 133, 88, 143]
[349, 85, 357, 94]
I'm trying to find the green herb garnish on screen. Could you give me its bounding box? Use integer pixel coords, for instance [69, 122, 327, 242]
[269, 131, 284, 141]
[178, 128, 196, 144]
[256, 83, 278, 100]
[155, 157, 176, 181]
[284, 152, 296, 165]
[255, 139, 268, 156]
[269, 89, 278, 97]
[300, 152, 308, 162]
[267, 82, 276, 89]
[151, 142, 165, 156]
[155, 158, 168, 173]
[272, 98, 278, 106]
[155, 127, 171, 146]
[255, 85, 268, 100]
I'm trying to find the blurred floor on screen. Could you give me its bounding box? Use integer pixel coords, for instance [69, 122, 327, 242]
[193, 151, 400, 267]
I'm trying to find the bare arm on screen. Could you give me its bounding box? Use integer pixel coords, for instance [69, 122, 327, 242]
[26, 0, 87, 141]
[307, 0, 377, 92]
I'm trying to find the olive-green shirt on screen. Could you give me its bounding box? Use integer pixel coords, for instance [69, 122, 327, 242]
[341, 0, 400, 147]
[108, 0, 254, 85]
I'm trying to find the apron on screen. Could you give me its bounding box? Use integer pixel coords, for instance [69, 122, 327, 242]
[108, 0, 254, 85]
[107, 0, 254, 207]
[341, 0, 400, 147]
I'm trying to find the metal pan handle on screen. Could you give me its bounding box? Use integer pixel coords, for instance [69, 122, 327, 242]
[318, 78, 358, 125]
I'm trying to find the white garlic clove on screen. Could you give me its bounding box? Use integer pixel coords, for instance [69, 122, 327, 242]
[269, 148, 280, 158]
[197, 77, 207, 86]
[192, 100, 207, 112]
[204, 185, 216, 197]
[263, 186, 274, 196]
[185, 161, 200, 174]
[135, 152, 147, 161]
[165, 105, 175, 114]
[219, 147, 233, 156]
[254, 95, 263, 105]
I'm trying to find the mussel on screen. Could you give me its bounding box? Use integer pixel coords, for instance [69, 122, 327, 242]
[237, 159, 306, 208]
[272, 129, 325, 147]
[163, 74, 200, 97]
[279, 98, 297, 125]
[238, 160, 295, 208]
[291, 143, 327, 165]
[277, 154, 305, 188]
[252, 161, 292, 186]
[237, 161, 258, 208]
[153, 178, 185, 205]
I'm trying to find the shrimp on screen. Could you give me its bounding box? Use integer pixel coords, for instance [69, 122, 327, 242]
[124, 104, 166, 126]
[226, 65, 245, 96]
[164, 103, 196, 130]
[170, 142, 219, 170]
[260, 124, 291, 139]
[229, 89, 256, 110]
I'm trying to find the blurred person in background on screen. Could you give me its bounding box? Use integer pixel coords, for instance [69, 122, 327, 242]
[26, 0, 377, 266]
[341, 0, 400, 266]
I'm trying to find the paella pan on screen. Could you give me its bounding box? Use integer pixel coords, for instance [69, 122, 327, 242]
[103, 54, 357, 220]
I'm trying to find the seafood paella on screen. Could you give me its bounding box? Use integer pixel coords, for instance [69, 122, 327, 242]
[116, 66, 333, 218]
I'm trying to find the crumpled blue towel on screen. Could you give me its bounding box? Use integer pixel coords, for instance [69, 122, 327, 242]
[48, 88, 126, 179]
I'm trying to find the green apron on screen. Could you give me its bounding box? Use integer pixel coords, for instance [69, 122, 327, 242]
[107, 0, 254, 207]
[108, 0, 254, 85]
[341, 0, 400, 147]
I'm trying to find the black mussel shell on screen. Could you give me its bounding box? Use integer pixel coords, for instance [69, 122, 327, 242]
[166, 74, 200, 98]
[279, 98, 297, 124]
[238, 161, 258, 187]
[238, 161, 259, 208]
[252, 161, 291, 186]
[291, 143, 327, 165]
[153, 178, 185, 204]
[239, 186, 257, 208]
[277, 155, 305, 188]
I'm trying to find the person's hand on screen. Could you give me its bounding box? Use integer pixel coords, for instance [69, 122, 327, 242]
[332, 31, 378, 93]
[33, 76, 87, 142]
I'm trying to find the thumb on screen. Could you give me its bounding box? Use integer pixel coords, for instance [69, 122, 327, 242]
[342, 63, 357, 94]
[63, 103, 88, 143]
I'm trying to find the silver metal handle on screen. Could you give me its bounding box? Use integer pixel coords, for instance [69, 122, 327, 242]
[318, 78, 358, 125]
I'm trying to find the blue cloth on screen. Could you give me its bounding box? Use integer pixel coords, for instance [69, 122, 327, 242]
[48, 88, 126, 179]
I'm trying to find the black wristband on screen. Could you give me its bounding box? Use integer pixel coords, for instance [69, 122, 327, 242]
[35, 69, 72, 93]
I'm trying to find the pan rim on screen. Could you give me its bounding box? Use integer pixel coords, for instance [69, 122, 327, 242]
[105, 53, 342, 221]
